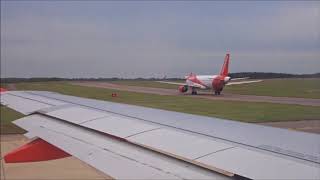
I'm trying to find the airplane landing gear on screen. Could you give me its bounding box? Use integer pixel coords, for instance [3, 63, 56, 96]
[214, 87, 223, 95]
[191, 87, 198, 95]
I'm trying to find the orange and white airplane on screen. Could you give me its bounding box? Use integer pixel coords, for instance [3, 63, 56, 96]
[158, 53, 262, 95]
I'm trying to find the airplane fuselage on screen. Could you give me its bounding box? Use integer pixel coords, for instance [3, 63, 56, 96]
[186, 75, 231, 89]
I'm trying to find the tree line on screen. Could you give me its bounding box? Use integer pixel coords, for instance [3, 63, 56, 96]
[1, 72, 319, 83]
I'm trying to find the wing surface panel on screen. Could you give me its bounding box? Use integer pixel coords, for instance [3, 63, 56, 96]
[37, 104, 164, 138]
[126, 128, 319, 179]
[1, 93, 53, 114]
[27, 90, 320, 164]
[14, 112, 320, 179]
[128, 128, 234, 160]
[45, 106, 108, 124]
[13, 114, 229, 180]
[8, 91, 67, 106]
[197, 147, 320, 180]
[82, 115, 161, 138]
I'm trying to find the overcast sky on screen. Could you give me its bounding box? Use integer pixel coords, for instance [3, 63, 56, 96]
[1, 1, 319, 78]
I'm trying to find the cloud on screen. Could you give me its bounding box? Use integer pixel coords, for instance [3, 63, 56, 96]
[1, 1, 319, 78]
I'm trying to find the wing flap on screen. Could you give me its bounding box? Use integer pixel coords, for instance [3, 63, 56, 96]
[15, 112, 319, 179]
[45, 105, 108, 124]
[127, 127, 320, 180]
[39, 104, 163, 138]
[128, 128, 234, 160]
[12, 114, 229, 180]
[197, 147, 319, 180]
[82, 115, 161, 138]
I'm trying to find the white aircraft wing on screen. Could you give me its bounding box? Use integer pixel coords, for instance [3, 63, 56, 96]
[156, 81, 206, 89]
[1, 91, 319, 180]
[226, 80, 263, 85]
[230, 77, 250, 81]
[156, 81, 186, 86]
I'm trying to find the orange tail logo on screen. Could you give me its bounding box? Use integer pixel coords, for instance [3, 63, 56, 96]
[220, 53, 230, 76]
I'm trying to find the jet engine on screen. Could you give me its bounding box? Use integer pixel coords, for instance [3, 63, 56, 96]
[178, 85, 188, 93]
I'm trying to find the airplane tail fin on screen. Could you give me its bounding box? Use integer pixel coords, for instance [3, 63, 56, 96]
[220, 53, 230, 76]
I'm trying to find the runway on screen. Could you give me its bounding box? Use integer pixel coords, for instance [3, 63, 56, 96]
[71, 81, 320, 107]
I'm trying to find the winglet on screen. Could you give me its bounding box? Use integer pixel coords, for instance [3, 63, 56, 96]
[4, 138, 70, 163]
[220, 53, 230, 76]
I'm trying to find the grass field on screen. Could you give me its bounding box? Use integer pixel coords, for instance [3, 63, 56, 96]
[2, 82, 318, 123]
[225, 78, 320, 99]
[0, 105, 25, 134]
[111, 78, 320, 99]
